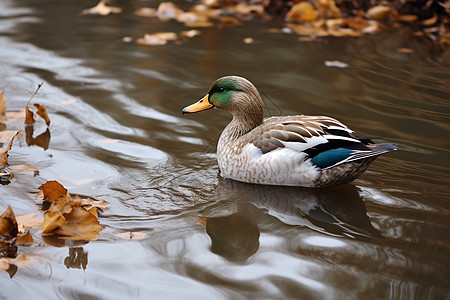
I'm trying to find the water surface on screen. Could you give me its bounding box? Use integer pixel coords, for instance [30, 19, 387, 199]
[1, 0, 449, 299]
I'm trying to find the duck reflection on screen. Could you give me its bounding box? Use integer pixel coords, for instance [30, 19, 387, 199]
[199, 178, 380, 261]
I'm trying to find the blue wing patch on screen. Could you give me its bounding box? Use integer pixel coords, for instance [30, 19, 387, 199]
[311, 148, 353, 169]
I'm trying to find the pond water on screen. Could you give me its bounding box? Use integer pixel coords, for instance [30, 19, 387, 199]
[1, 0, 449, 299]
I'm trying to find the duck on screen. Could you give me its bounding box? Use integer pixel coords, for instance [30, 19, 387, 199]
[182, 76, 396, 188]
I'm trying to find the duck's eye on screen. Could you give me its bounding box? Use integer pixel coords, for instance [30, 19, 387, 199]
[218, 87, 225, 93]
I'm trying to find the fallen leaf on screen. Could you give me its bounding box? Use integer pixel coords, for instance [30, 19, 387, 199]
[398, 14, 418, 23]
[41, 202, 65, 234]
[184, 21, 214, 28]
[53, 207, 103, 240]
[34, 104, 50, 126]
[288, 24, 329, 36]
[0, 131, 20, 144]
[136, 32, 178, 46]
[116, 231, 145, 240]
[0, 91, 5, 116]
[16, 213, 43, 228]
[81, 0, 122, 16]
[38, 180, 68, 202]
[366, 5, 390, 20]
[156, 2, 182, 21]
[0, 131, 19, 167]
[317, 0, 341, 18]
[286, 2, 319, 23]
[421, 13, 438, 27]
[25, 106, 34, 126]
[10, 164, 39, 172]
[16, 231, 34, 244]
[325, 60, 349, 68]
[0, 206, 18, 239]
[81, 198, 108, 210]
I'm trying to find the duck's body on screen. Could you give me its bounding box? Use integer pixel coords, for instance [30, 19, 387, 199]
[183, 76, 396, 188]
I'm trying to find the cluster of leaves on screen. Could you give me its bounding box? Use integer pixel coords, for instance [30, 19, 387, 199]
[81, 0, 449, 46]
[0, 181, 107, 277]
[0, 84, 49, 183]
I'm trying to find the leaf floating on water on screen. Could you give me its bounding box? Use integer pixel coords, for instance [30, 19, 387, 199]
[34, 104, 50, 126]
[81, 0, 122, 16]
[16, 213, 43, 228]
[0, 206, 18, 240]
[286, 2, 319, 23]
[0, 91, 6, 117]
[37, 180, 105, 241]
[421, 13, 438, 27]
[366, 5, 391, 20]
[38, 180, 68, 202]
[0, 131, 19, 167]
[325, 60, 349, 68]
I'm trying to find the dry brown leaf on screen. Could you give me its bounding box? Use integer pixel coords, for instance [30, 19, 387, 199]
[53, 207, 103, 240]
[286, 2, 319, 23]
[317, 0, 341, 18]
[16, 231, 34, 244]
[38, 180, 68, 202]
[24, 106, 34, 126]
[81, 198, 108, 210]
[366, 5, 391, 20]
[421, 13, 438, 27]
[0, 206, 18, 239]
[41, 203, 65, 234]
[16, 213, 43, 228]
[0, 131, 19, 167]
[82, 0, 122, 16]
[0, 91, 5, 117]
[34, 104, 50, 126]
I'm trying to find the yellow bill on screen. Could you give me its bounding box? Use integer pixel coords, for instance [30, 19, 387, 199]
[182, 95, 213, 114]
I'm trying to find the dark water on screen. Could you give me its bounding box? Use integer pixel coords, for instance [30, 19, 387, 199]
[1, 0, 450, 299]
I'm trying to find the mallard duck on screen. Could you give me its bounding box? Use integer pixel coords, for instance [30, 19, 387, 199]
[182, 76, 396, 188]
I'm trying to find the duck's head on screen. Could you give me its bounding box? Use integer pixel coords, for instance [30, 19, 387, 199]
[182, 76, 264, 127]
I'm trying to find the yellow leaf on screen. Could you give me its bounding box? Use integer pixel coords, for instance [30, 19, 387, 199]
[421, 13, 438, 27]
[286, 2, 318, 23]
